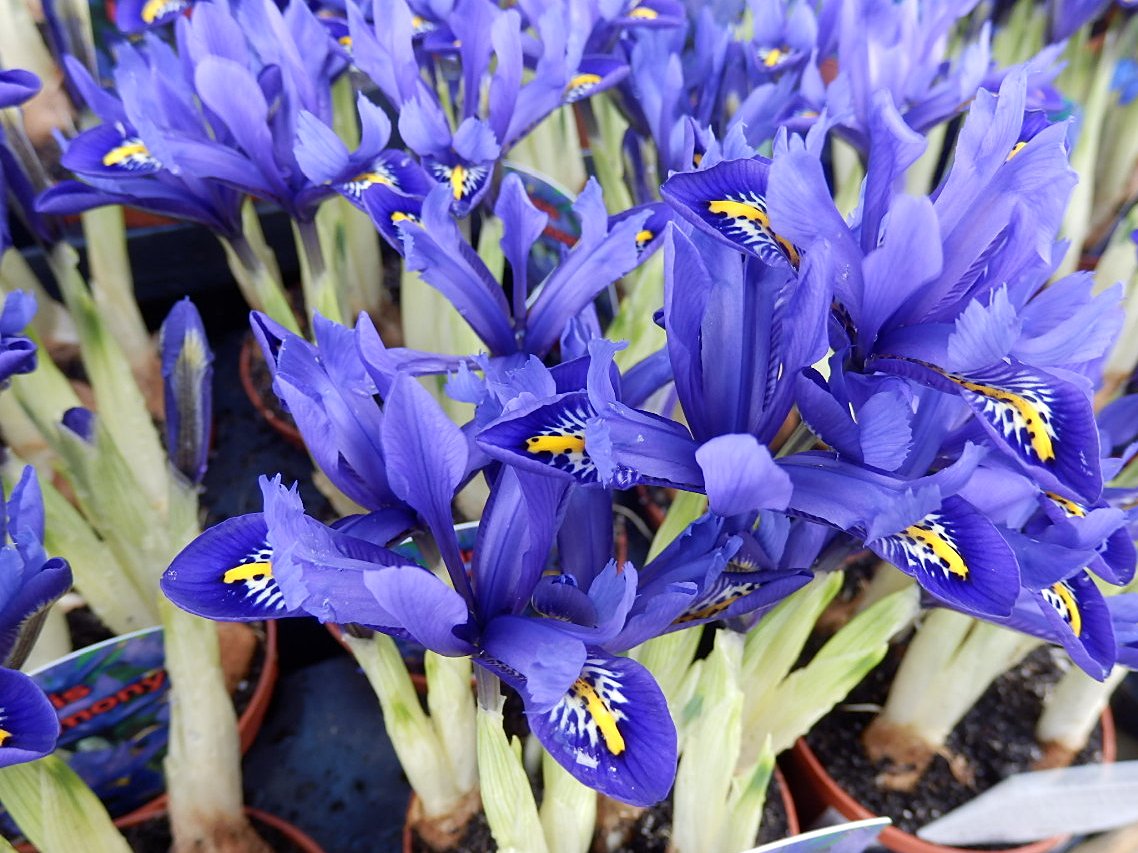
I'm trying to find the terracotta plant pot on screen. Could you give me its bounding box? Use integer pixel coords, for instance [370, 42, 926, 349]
[400, 766, 799, 852]
[787, 709, 1117, 853]
[112, 805, 325, 853]
[238, 333, 305, 449]
[237, 619, 280, 753]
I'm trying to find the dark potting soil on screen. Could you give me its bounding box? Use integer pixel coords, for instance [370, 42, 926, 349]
[622, 771, 791, 853]
[805, 645, 1104, 841]
[65, 605, 115, 649]
[410, 772, 793, 853]
[121, 812, 302, 853]
[199, 327, 333, 527]
[410, 810, 496, 853]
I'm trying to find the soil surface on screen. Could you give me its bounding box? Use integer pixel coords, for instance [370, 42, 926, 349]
[121, 812, 301, 852]
[805, 645, 1104, 841]
[408, 773, 792, 853]
[65, 606, 116, 649]
[622, 772, 791, 852]
[410, 811, 495, 853]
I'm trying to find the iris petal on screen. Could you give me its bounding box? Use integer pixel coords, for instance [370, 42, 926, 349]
[528, 651, 676, 807]
[662, 158, 800, 270]
[877, 357, 1102, 502]
[0, 668, 59, 768]
[161, 514, 296, 621]
[1035, 572, 1114, 679]
[871, 495, 1020, 618]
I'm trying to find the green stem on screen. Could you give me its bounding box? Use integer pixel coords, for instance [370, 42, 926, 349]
[1036, 665, 1126, 752]
[293, 218, 343, 325]
[876, 610, 1038, 749]
[80, 206, 160, 413]
[474, 671, 548, 853]
[219, 208, 300, 335]
[160, 600, 256, 850]
[1057, 27, 1122, 277]
[344, 633, 465, 817]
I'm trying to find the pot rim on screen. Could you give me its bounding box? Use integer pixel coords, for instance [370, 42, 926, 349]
[112, 804, 325, 853]
[789, 708, 1116, 853]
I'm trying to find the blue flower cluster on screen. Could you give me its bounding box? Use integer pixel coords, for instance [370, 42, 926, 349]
[12, 0, 1128, 809]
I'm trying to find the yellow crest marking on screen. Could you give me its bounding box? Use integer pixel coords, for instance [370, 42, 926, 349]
[707, 200, 800, 267]
[222, 561, 272, 584]
[141, 0, 173, 22]
[628, 6, 658, 18]
[675, 598, 734, 624]
[1007, 141, 1027, 161]
[103, 141, 150, 167]
[527, 435, 586, 455]
[762, 47, 784, 67]
[338, 35, 353, 48]
[0, 729, 10, 746]
[952, 378, 1055, 462]
[352, 171, 393, 188]
[572, 678, 625, 755]
[567, 73, 602, 96]
[449, 165, 467, 200]
[1051, 583, 1082, 636]
[1045, 491, 1086, 518]
[903, 525, 968, 579]
[390, 211, 419, 225]
[635, 229, 654, 246]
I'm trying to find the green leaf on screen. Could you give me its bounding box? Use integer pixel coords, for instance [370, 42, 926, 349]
[345, 633, 467, 818]
[748, 584, 919, 756]
[672, 631, 744, 853]
[540, 749, 596, 853]
[46, 243, 169, 515]
[0, 754, 131, 853]
[477, 697, 548, 853]
[722, 737, 775, 853]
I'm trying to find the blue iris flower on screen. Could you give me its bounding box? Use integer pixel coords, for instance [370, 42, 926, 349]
[0, 468, 74, 768]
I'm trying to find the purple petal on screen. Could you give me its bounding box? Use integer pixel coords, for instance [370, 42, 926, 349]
[527, 651, 676, 807]
[481, 615, 586, 710]
[696, 434, 791, 517]
[0, 668, 59, 768]
[162, 514, 296, 621]
[362, 566, 474, 657]
[871, 495, 1020, 618]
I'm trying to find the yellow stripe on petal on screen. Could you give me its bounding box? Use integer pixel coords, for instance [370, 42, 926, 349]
[902, 524, 969, 579]
[572, 678, 625, 755]
[1045, 491, 1086, 518]
[103, 141, 151, 167]
[629, 6, 658, 19]
[222, 561, 272, 584]
[1043, 582, 1082, 636]
[635, 229, 654, 247]
[449, 165, 467, 200]
[0, 729, 10, 746]
[141, 0, 177, 21]
[708, 199, 772, 224]
[527, 435, 586, 455]
[1007, 141, 1027, 161]
[952, 378, 1056, 462]
[762, 47, 784, 67]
